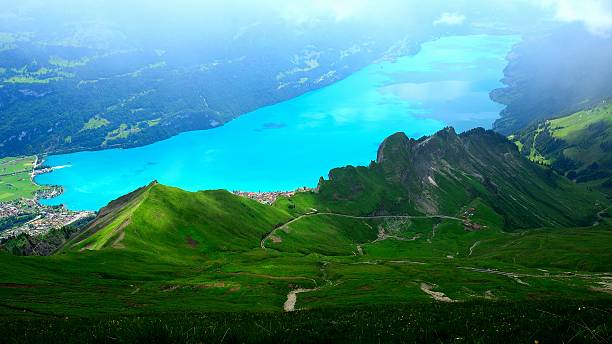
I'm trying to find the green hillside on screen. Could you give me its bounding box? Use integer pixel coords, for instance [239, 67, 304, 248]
[63, 181, 292, 256]
[1, 128, 610, 342]
[512, 103, 612, 192]
[0, 14, 417, 158]
[308, 127, 603, 229]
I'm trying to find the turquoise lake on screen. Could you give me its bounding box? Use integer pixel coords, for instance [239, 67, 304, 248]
[37, 35, 519, 210]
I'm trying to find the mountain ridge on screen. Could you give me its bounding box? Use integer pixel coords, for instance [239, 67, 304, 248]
[313, 126, 602, 229]
[61, 126, 606, 255]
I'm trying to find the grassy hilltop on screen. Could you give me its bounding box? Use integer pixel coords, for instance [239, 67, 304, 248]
[1, 128, 610, 342]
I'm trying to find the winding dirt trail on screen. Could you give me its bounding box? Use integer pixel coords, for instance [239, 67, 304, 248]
[420, 283, 455, 302]
[283, 288, 319, 312]
[468, 240, 481, 257]
[261, 212, 462, 249]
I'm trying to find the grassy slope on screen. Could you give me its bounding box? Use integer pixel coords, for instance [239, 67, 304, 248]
[0, 190, 609, 316]
[64, 183, 292, 256]
[514, 103, 612, 190]
[0, 208, 610, 342]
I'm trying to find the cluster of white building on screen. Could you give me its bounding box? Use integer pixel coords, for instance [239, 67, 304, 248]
[0, 200, 94, 240]
[232, 187, 311, 205]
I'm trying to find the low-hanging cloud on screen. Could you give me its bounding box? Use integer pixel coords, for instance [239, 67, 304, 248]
[540, 0, 612, 36]
[433, 12, 466, 26]
[274, 0, 374, 25]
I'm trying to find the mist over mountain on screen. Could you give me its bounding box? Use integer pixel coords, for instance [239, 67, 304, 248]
[492, 24, 612, 134]
[2, 0, 607, 156]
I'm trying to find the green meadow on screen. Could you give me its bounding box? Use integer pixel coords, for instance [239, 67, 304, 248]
[0, 156, 42, 201]
[1, 184, 610, 342]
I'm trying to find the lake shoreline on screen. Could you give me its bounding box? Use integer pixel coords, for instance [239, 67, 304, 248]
[36, 34, 520, 211]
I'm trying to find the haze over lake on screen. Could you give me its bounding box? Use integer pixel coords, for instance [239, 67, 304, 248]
[37, 35, 518, 210]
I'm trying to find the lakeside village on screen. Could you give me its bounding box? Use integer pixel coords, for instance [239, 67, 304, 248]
[0, 198, 95, 240]
[0, 158, 95, 241]
[232, 187, 312, 205]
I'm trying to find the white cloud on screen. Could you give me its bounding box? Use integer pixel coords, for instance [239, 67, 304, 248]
[540, 0, 612, 36]
[275, 0, 373, 25]
[433, 12, 466, 26]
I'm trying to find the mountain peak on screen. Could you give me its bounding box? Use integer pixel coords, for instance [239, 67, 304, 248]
[317, 127, 600, 228]
[376, 131, 413, 164]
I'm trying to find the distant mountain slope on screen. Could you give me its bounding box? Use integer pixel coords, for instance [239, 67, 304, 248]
[510, 103, 612, 191]
[0, 21, 422, 157]
[311, 127, 603, 229]
[491, 25, 612, 134]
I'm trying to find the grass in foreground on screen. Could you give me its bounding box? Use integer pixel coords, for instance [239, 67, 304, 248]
[2, 301, 610, 343]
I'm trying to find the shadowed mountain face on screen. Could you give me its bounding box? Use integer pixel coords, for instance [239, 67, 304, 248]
[316, 127, 601, 229]
[491, 25, 612, 134]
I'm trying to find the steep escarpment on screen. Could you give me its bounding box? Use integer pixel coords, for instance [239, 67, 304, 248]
[315, 127, 603, 229]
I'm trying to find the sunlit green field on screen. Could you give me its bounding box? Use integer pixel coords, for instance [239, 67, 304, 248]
[1, 185, 610, 342]
[0, 156, 42, 201]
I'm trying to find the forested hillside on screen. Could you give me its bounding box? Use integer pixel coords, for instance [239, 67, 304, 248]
[0, 27, 422, 156]
[491, 25, 612, 134]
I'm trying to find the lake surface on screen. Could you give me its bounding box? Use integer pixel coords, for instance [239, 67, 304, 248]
[37, 35, 519, 210]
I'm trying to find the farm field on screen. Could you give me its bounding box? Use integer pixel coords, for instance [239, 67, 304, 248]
[0, 156, 41, 202]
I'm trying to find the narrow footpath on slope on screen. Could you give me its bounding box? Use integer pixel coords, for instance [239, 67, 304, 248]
[261, 212, 463, 249]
